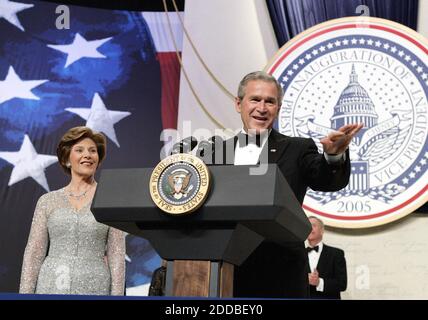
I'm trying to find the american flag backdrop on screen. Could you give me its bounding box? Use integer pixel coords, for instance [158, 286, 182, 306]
[0, 0, 184, 294]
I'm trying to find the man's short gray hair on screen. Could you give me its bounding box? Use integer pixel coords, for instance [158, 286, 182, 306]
[237, 71, 283, 104]
[308, 216, 325, 230]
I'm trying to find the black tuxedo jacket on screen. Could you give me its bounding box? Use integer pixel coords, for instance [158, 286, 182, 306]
[308, 244, 347, 299]
[213, 129, 350, 298]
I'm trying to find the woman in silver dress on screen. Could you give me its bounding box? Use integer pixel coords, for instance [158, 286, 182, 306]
[19, 126, 125, 295]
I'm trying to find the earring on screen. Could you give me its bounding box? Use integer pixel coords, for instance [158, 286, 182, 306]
[66, 162, 71, 168]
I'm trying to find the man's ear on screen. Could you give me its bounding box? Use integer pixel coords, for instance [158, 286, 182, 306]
[234, 97, 241, 113]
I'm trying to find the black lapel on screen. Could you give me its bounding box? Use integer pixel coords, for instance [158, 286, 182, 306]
[221, 136, 237, 164]
[316, 245, 329, 274]
[231, 135, 238, 164]
[265, 129, 289, 163]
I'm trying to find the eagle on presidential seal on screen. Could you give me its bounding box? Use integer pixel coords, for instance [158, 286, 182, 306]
[167, 168, 194, 200]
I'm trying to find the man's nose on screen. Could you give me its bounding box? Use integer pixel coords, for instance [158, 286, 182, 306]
[256, 101, 268, 112]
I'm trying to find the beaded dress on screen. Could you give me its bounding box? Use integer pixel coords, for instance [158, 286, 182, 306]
[19, 188, 125, 295]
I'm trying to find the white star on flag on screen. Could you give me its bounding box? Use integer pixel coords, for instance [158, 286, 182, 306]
[47, 33, 113, 68]
[66, 93, 131, 147]
[0, 0, 33, 31]
[0, 135, 57, 191]
[0, 66, 48, 104]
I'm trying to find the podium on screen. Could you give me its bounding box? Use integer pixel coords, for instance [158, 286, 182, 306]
[91, 164, 311, 297]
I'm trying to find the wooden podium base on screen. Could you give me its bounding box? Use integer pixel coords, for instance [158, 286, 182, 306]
[165, 260, 234, 297]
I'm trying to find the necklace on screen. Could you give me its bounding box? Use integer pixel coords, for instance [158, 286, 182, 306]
[67, 189, 88, 199]
[66, 184, 93, 200]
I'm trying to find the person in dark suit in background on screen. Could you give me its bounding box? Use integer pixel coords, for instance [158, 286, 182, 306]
[226, 71, 361, 298]
[307, 216, 347, 299]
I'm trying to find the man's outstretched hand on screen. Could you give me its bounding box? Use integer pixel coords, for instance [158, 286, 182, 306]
[320, 123, 364, 155]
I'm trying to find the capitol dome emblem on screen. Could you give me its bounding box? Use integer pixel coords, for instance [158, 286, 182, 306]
[266, 17, 428, 228]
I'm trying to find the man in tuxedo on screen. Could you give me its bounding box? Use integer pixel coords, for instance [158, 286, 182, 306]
[221, 71, 362, 298]
[307, 216, 347, 299]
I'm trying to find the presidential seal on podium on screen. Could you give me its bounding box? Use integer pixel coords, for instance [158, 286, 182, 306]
[149, 153, 211, 215]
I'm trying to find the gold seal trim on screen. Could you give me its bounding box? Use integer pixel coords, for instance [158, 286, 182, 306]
[149, 153, 211, 215]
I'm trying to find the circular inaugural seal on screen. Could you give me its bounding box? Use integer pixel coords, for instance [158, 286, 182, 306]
[149, 153, 210, 215]
[266, 17, 428, 228]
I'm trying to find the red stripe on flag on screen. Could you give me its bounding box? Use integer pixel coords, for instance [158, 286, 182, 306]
[157, 52, 180, 130]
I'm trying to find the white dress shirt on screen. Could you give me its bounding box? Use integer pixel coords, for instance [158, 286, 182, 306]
[307, 241, 325, 292]
[234, 129, 270, 165]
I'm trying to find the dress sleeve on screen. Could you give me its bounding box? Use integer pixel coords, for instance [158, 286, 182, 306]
[19, 195, 49, 294]
[106, 227, 126, 295]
